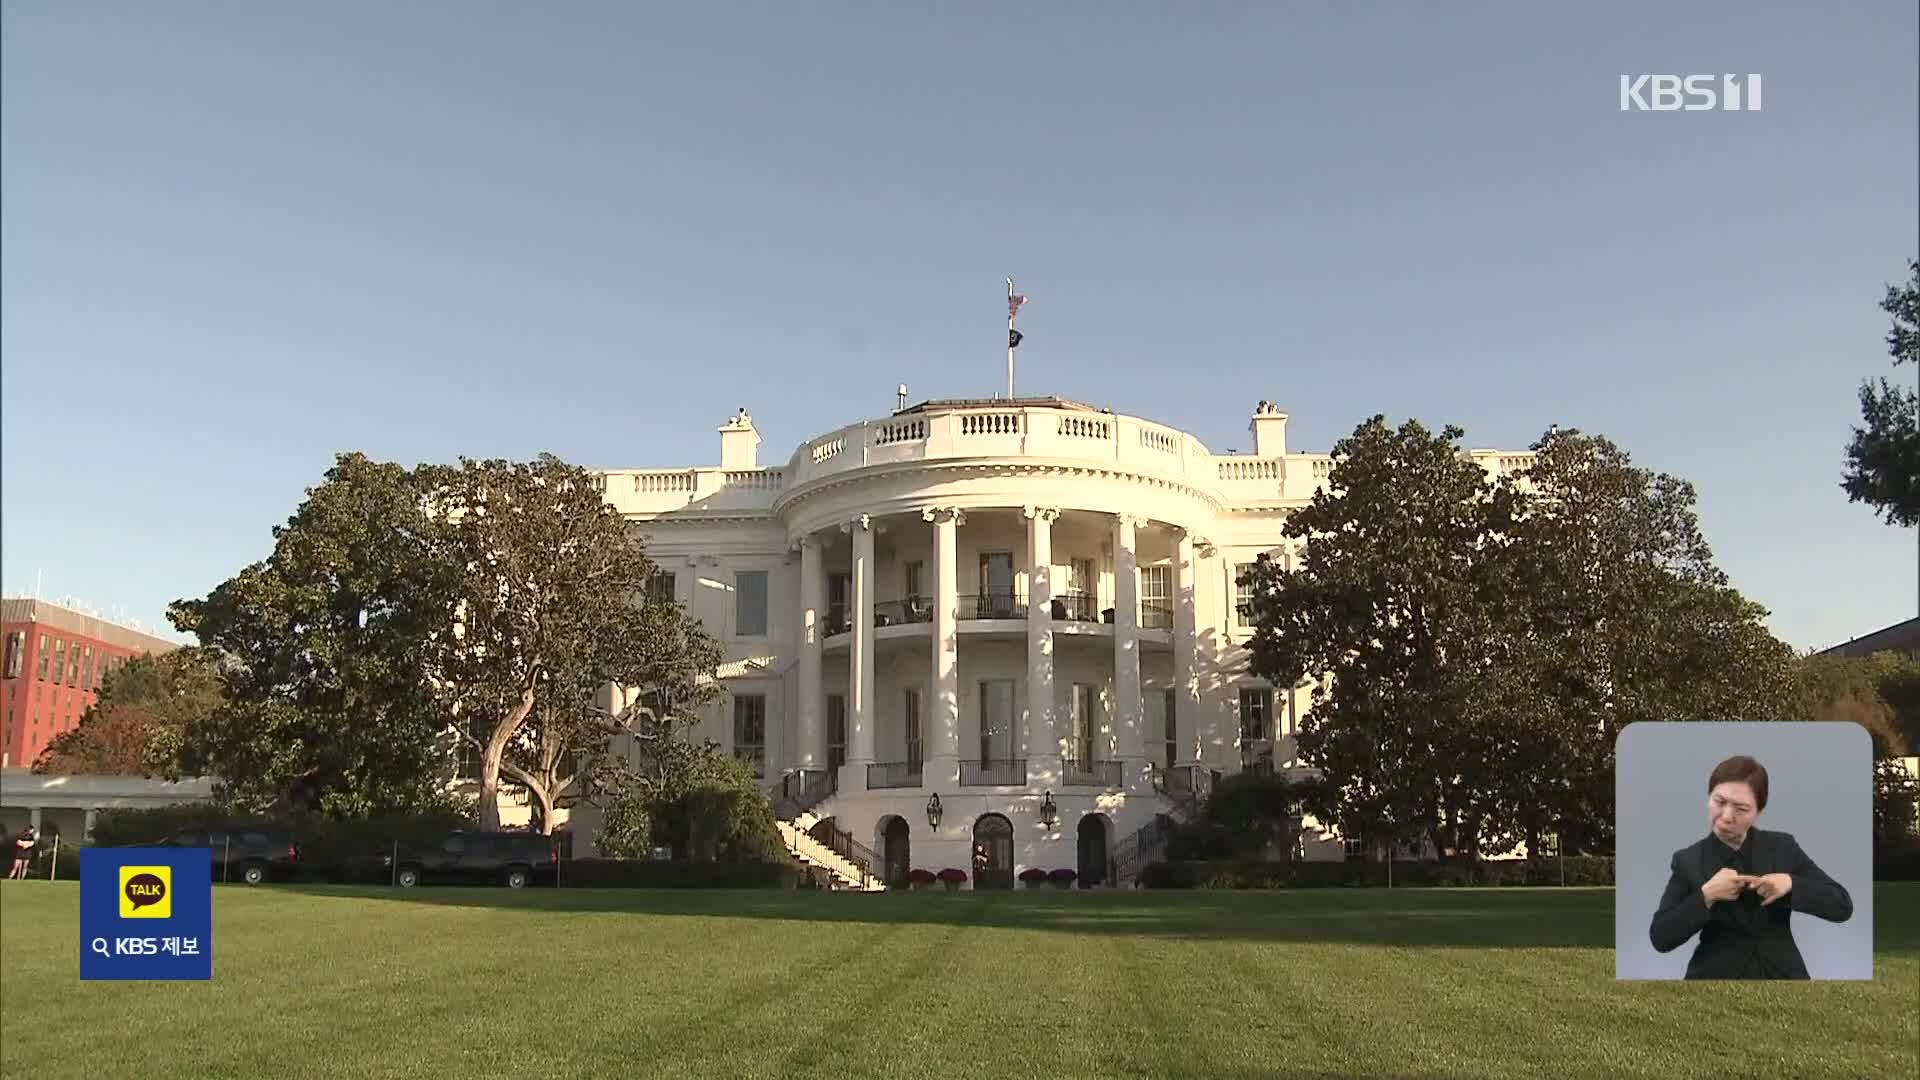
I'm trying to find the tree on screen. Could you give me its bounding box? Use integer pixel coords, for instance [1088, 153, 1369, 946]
[1842, 259, 1920, 527]
[424, 454, 721, 832]
[168, 453, 459, 817]
[31, 648, 224, 778]
[1793, 650, 1920, 756]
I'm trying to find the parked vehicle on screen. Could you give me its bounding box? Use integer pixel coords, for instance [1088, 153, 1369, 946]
[156, 824, 301, 886]
[382, 830, 557, 889]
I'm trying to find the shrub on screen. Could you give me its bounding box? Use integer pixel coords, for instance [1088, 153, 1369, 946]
[1047, 868, 1076, 887]
[937, 867, 967, 884]
[908, 868, 937, 887]
[1018, 867, 1048, 886]
[558, 859, 802, 888]
[1874, 842, 1920, 881]
[1140, 857, 1617, 889]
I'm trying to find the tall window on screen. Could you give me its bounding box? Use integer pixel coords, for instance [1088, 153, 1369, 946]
[1069, 557, 1094, 598]
[648, 571, 677, 605]
[826, 694, 847, 771]
[1239, 687, 1274, 771]
[52, 640, 66, 686]
[66, 647, 78, 686]
[734, 571, 769, 637]
[1071, 684, 1098, 763]
[3, 632, 22, 679]
[1140, 565, 1171, 628]
[904, 688, 923, 772]
[36, 635, 48, 680]
[1235, 564, 1257, 622]
[732, 694, 767, 778]
[1146, 688, 1176, 769]
[828, 572, 851, 633]
[979, 552, 1014, 616]
[81, 647, 94, 691]
[903, 560, 924, 602]
[979, 679, 1015, 764]
[1164, 688, 1178, 769]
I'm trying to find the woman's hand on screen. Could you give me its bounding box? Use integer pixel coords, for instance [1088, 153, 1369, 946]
[1749, 873, 1793, 905]
[1701, 866, 1748, 905]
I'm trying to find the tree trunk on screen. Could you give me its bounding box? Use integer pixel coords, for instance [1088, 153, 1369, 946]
[478, 683, 538, 831]
[500, 758, 557, 835]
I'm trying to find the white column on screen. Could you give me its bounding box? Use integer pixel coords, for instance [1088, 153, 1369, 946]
[84, 808, 98, 842]
[1174, 529, 1201, 766]
[1024, 506, 1058, 766]
[1113, 514, 1143, 778]
[925, 506, 963, 786]
[847, 515, 877, 791]
[797, 533, 823, 773]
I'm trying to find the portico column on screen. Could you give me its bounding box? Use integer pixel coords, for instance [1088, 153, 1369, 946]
[84, 808, 98, 842]
[924, 507, 963, 786]
[1174, 530, 1202, 766]
[1113, 514, 1143, 781]
[797, 533, 823, 773]
[1024, 506, 1059, 767]
[845, 515, 877, 791]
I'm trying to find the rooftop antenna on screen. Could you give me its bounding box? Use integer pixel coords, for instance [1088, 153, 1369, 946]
[897, 383, 908, 412]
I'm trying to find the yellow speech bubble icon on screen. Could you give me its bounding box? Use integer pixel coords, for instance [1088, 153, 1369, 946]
[119, 865, 172, 919]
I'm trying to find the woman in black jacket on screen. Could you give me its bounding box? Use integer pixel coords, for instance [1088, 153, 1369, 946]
[1649, 755, 1854, 979]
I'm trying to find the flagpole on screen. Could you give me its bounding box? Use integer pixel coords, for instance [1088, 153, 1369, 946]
[1006, 277, 1017, 399]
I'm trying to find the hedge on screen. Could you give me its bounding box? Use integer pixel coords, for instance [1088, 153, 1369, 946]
[558, 859, 804, 889]
[1141, 857, 1618, 889]
[1874, 843, 1920, 881]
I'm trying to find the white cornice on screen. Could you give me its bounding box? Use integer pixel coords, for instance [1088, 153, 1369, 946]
[776, 459, 1230, 516]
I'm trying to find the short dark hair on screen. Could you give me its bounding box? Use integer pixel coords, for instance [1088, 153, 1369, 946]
[1708, 755, 1769, 811]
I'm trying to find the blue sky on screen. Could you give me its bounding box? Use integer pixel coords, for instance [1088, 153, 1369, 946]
[2, 2, 1914, 653]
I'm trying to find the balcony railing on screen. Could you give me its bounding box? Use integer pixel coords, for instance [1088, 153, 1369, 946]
[959, 593, 1026, 620]
[1139, 602, 1173, 630]
[1047, 592, 1100, 623]
[769, 768, 837, 819]
[961, 758, 1028, 786]
[1061, 757, 1123, 789]
[867, 761, 923, 789]
[873, 598, 934, 626]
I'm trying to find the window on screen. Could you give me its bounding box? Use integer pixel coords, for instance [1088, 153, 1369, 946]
[734, 571, 769, 637]
[826, 694, 847, 771]
[1235, 564, 1256, 621]
[828, 572, 851, 634]
[66, 649, 78, 686]
[979, 679, 1015, 765]
[904, 560, 924, 602]
[36, 636, 48, 680]
[978, 552, 1014, 616]
[648, 571, 677, 605]
[52, 640, 66, 686]
[1070, 684, 1098, 764]
[904, 688, 923, 772]
[1154, 688, 1177, 769]
[1140, 565, 1171, 629]
[733, 694, 767, 778]
[1069, 557, 1094, 598]
[1240, 687, 1274, 771]
[3, 632, 22, 679]
[81, 647, 93, 691]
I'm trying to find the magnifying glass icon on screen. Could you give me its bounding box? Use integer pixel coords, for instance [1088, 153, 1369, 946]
[89, 937, 110, 958]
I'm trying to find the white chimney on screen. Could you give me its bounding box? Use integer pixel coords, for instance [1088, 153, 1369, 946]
[1249, 400, 1288, 457]
[719, 408, 760, 471]
[897, 383, 909, 411]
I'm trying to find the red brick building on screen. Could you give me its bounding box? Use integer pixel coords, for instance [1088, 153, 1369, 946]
[1, 598, 180, 769]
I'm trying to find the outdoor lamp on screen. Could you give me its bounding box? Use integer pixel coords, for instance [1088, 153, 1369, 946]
[925, 793, 943, 829]
[1039, 792, 1058, 828]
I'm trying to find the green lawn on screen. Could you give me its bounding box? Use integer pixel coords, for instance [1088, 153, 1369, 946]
[2, 882, 1915, 1080]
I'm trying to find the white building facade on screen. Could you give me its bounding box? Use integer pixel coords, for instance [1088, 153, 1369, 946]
[568, 396, 1537, 886]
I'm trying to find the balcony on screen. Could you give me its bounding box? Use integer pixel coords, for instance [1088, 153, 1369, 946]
[959, 593, 1026, 621]
[1139, 602, 1173, 630]
[1060, 757, 1123, 789]
[961, 758, 1028, 786]
[1046, 592, 1101, 623]
[867, 761, 923, 789]
[873, 599, 934, 627]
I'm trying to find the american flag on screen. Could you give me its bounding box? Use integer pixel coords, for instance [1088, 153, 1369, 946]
[1008, 292, 1028, 322]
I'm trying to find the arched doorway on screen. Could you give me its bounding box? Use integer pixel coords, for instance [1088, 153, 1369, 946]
[879, 816, 911, 888]
[1077, 814, 1111, 888]
[972, 814, 1014, 889]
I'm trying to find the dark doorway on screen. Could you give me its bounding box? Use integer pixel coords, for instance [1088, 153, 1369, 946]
[1078, 814, 1111, 888]
[881, 816, 911, 888]
[972, 814, 1014, 889]
[808, 816, 836, 847]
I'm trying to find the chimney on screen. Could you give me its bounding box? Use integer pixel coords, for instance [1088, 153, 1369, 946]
[897, 383, 909, 411]
[1249, 400, 1288, 457]
[719, 408, 760, 470]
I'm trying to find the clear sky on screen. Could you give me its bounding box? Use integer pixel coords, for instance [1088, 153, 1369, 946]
[2, 2, 1915, 653]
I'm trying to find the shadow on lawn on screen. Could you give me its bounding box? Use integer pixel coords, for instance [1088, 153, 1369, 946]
[276, 881, 1627, 949]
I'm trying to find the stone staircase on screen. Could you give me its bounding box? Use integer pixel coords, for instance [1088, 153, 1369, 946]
[777, 812, 885, 892]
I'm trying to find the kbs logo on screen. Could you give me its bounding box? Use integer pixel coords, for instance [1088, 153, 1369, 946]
[118, 865, 172, 919]
[1620, 74, 1763, 111]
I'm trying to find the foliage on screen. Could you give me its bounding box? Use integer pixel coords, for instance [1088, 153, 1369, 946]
[557, 859, 803, 888]
[937, 868, 967, 884]
[1873, 756, 1920, 850]
[32, 649, 225, 778]
[168, 453, 458, 817]
[422, 454, 722, 831]
[1793, 650, 1920, 756]
[1181, 771, 1311, 859]
[1244, 417, 1797, 861]
[1842, 258, 1920, 526]
[83, 803, 476, 882]
[593, 789, 655, 860]
[1141, 857, 1617, 889]
[616, 743, 787, 863]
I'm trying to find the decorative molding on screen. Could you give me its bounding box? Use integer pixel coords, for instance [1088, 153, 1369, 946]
[839, 513, 874, 534]
[921, 506, 966, 527]
[1021, 505, 1061, 523]
[778, 460, 1229, 517]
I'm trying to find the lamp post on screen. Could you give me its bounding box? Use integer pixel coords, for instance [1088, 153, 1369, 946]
[926, 793, 943, 830]
[1039, 792, 1057, 829]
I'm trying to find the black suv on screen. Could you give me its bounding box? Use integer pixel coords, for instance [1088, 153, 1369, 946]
[156, 824, 301, 886]
[383, 830, 557, 889]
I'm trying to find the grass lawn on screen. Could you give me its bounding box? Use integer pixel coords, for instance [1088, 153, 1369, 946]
[1, 882, 1915, 1080]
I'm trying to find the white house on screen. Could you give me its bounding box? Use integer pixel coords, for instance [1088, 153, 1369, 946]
[566, 395, 1537, 886]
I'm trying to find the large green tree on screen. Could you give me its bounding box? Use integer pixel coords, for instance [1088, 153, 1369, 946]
[423, 454, 721, 831]
[1842, 259, 1920, 527]
[169, 454, 457, 816]
[32, 648, 224, 778]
